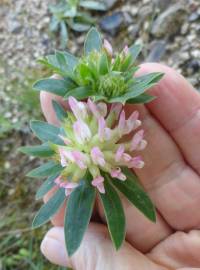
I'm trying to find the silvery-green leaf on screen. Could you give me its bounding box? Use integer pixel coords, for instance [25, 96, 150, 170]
[128, 93, 156, 104]
[36, 173, 60, 200]
[33, 78, 69, 97]
[65, 178, 95, 256]
[113, 168, 156, 222]
[84, 27, 102, 55]
[64, 86, 93, 100]
[27, 161, 63, 178]
[99, 175, 125, 250]
[30, 120, 64, 145]
[32, 188, 66, 228]
[60, 21, 68, 49]
[19, 143, 54, 157]
[52, 100, 67, 122]
[79, 0, 107, 11]
[129, 44, 142, 61]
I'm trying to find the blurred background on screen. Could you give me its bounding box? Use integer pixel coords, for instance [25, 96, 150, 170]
[0, 0, 199, 269]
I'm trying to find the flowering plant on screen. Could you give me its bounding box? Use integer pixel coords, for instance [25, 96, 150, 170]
[20, 28, 164, 256]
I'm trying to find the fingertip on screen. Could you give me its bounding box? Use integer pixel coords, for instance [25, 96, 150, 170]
[41, 227, 70, 267]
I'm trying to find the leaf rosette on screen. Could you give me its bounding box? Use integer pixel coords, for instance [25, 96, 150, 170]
[33, 27, 164, 104]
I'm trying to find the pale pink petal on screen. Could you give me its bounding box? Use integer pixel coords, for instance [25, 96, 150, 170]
[59, 135, 71, 145]
[110, 103, 122, 119]
[118, 110, 126, 135]
[65, 188, 73, 197]
[103, 39, 113, 56]
[73, 120, 91, 144]
[68, 96, 87, 120]
[122, 153, 132, 162]
[92, 176, 105, 193]
[129, 156, 144, 169]
[137, 140, 147, 150]
[59, 148, 68, 167]
[98, 117, 106, 141]
[123, 45, 129, 55]
[87, 98, 100, 119]
[72, 150, 87, 169]
[104, 127, 112, 140]
[130, 130, 144, 151]
[54, 176, 62, 185]
[115, 144, 125, 162]
[110, 168, 126, 181]
[91, 147, 105, 167]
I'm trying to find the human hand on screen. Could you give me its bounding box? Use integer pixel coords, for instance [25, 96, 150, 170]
[39, 63, 200, 270]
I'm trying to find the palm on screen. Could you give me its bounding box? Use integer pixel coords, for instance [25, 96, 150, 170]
[40, 63, 200, 270]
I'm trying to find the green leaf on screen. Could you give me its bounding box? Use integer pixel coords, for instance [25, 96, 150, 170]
[19, 143, 54, 157]
[64, 178, 96, 256]
[79, 0, 107, 11]
[30, 120, 64, 145]
[27, 161, 63, 178]
[52, 100, 67, 122]
[33, 78, 69, 97]
[128, 93, 156, 104]
[84, 27, 102, 55]
[109, 72, 164, 104]
[99, 53, 109, 75]
[36, 173, 59, 200]
[60, 21, 68, 48]
[113, 168, 156, 222]
[129, 44, 142, 61]
[64, 86, 93, 100]
[99, 177, 125, 250]
[32, 188, 66, 228]
[69, 22, 91, 32]
[62, 51, 78, 71]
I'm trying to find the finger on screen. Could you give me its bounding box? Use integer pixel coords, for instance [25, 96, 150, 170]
[41, 224, 167, 270]
[40, 91, 68, 125]
[139, 63, 200, 174]
[148, 230, 200, 268]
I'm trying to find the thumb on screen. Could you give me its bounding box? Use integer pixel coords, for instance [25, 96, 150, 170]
[40, 223, 166, 270]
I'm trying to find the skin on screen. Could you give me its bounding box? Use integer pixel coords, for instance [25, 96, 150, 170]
[39, 63, 200, 270]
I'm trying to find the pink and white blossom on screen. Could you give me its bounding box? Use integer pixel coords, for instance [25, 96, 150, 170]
[55, 97, 147, 195]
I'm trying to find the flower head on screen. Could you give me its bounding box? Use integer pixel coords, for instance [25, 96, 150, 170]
[54, 97, 147, 194]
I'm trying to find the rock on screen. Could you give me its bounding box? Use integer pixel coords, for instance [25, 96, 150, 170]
[188, 12, 200, 22]
[104, 0, 118, 9]
[186, 59, 200, 75]
[151, 4, 187, 37]
[128, 24, 139, 38]
[8, 19, 22, 34]
[99, 12, 124, 36]
[152, 0, 176, 11]
[146, 40, 166, 62]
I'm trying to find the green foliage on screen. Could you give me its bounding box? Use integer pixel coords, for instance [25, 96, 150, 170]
[49, 0, 107, 48]
[27, 161, 63, 178]
[99, 177, 125, 250]
[32, 188, 66, 228]
[64, 175, 96, 256]
[36, 174, 59, 200]
[19, 143, 55, 158]
[35, 28, 164, 104]
[52, 100, 68, 122]
[113, 168, 156, 222]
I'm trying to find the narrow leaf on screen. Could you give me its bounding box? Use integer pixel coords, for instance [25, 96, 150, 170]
[64, 86, 93, 100]
[19, 143, 54, 157]
[113, 168, 156, 222]
[79, 1, 106, 11]
[65, 179, 96, 256]
[36, 173, 59, 200]
[32, 188, 66, 228]
[127, 93, 156, 104]
[33, 78, 69, 97]
[62, 51, 78, 71]
[60, 21, 68, 49]
[129, 44, 142, 61]
[84, 27, 102, 55]
[99, 53, 109, 75]
[30, 120, 64, 145]
[52, 100, 67, 122]
[27, 161, 63, 178]
[99, 177, 125, 250]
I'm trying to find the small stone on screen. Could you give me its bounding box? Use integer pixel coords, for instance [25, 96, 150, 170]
[186, 59, 200, 75]
[188, 12, 200, 22]
[8, 19, 22, 34]
[191, 50, 200, 58]
[99, 12, 124, 36]
[152, 0, 176, 11]
[146, 40, 166, 62]
[181, 22, 189, 35]
[151, 4, 187, 37]
[128, 24, 139, 38]
[104, 0, 118, 9]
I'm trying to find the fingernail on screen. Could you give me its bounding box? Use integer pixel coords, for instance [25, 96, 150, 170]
[41, 234, 68, 266]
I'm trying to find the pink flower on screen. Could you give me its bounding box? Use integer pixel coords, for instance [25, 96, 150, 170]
[92, 176, 105, 193]
[103, 39, 113, 57]
[56, 97, 147, 194]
